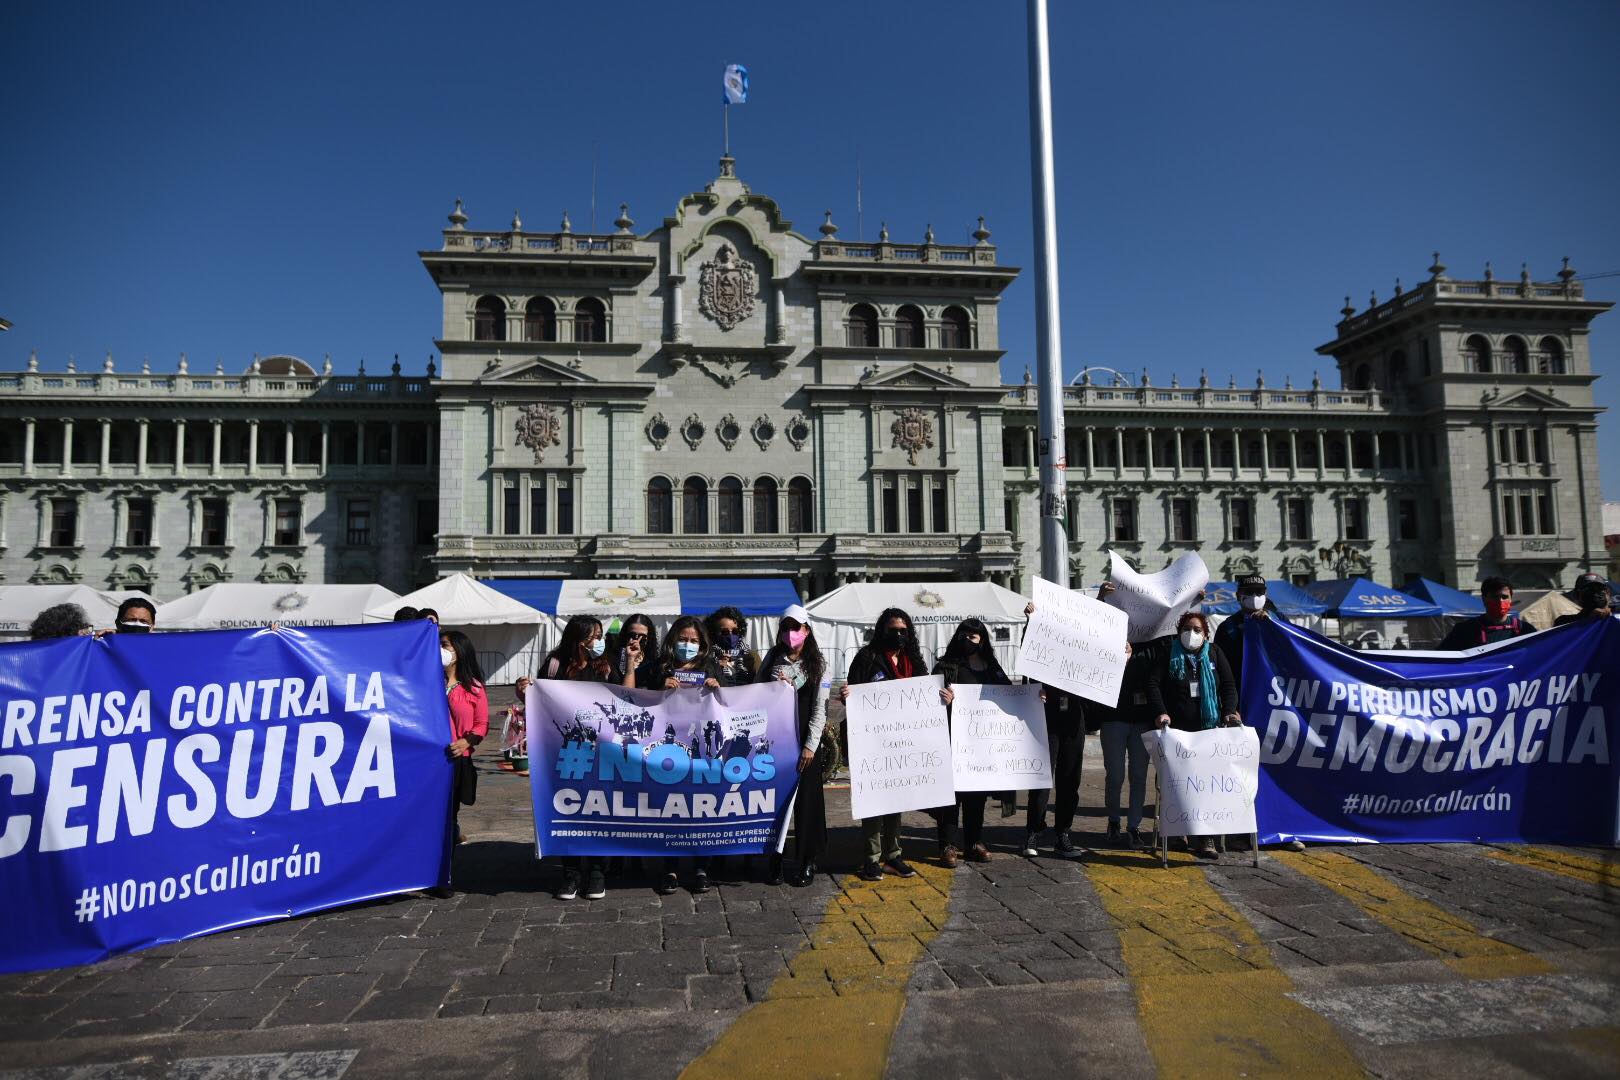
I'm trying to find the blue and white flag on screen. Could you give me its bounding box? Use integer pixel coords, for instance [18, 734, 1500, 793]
[722, 63, 749, 105]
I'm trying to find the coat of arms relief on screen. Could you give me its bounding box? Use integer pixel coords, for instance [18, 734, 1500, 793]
[698, 243, 758, 330]
[514, 403, 562, 463]
[890, 407, 934, 465]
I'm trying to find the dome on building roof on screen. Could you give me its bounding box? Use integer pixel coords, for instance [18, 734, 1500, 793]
[256, 355, 317, 376]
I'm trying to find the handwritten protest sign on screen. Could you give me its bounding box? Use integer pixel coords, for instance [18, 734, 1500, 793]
[1014, 577, 1128, 707]
[950, 683, 1050, 792]
[1143, 726, 1259, 836]
[1106, 551, 1209, 642]
[845, 675, 953, 819]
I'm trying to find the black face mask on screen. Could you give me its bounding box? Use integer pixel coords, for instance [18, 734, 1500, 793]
[1578, 586, 1609, 610]
[877, 627, 908, 651]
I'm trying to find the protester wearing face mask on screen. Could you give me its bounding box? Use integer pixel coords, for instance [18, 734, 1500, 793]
[613, 613, 663, 689]
[520, 615, 614, 901]
[435, 629, 488, 897]
[706, 606, 759, 686]
[839, 607, 947, 882]
[928, 618, 1011, 867]
[1214, 575, 1286, 690]
[1148, 611, 1239, 860]
[756, 606, 829, 886]
[112, 597, 157, 634]
[1553, 573, 1614, 627]
[655, 616, 722, 894]
[1438, 577, 1538, 649]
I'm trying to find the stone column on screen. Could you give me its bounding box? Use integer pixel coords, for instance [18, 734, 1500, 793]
[357, 420, 367, 466]
[389, 421, 399, 467]
[669, 275, 685, 342]
[1371, 432, 1382, 472]
[1259, 431, 1269, 480]
[1084, 427, 1095, 479]
[1114, 428, 1125, 473]
[137, 418, 149, 477]
[247, 419, 259, 477]
[1288, 429, 1299, 479]
[1343, 431, 1354, 473]
[210, 419, 222, 476]
[36, 493, 50, 547]
[22, 417, 35, 478]
[1025, 426, 1036, 471]
[1201, 428, 1213, 479]
[1315, 430, 1326, 479]
[284, 422, 294, 473]
[98, 418, 111, 473]
[1144, 431, 1155, 474]
[62, 418, 74, 477]
[262, 497, 273, 547]
[772, 280, 787, 344]
[320, 421, 330, 472]
[1230, 431, 1240, 479]
[1173, 427, 1184, 476]
[175, 418, 187, 473]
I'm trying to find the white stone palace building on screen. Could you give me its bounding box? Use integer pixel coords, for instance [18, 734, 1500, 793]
[0, 158, 1609, 598]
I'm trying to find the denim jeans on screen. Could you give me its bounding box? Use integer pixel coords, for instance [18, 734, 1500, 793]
[1100, 720, 1152, 829]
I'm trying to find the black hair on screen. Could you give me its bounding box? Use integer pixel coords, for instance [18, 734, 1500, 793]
[614, 613, 660, 659]
[392, 605, 421, 622]
[660, 615, 711, 670]
[30, 603, 90, 640]
[941, 618, 997, 667]
[117, 596, 157, 623]
[867, 607, 925, 672]
[705, 606, 747, 641]
[766, 613, 824, 687]
[439, 628, 485, 691]
[418, 608, 439, 623]
[1480, 577, 1512, 597]
[543, 615, 610, 680]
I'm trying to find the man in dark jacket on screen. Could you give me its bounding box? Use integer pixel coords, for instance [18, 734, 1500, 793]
[1553, 573, 1615, 627]
[1439, 577, 1538, 649]
[1214, 575, 1286, 690]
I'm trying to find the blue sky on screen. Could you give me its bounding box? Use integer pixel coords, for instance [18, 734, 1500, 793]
[4, 1, 1617, 494]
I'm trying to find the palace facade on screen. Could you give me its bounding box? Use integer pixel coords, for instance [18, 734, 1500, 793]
[0, 159, 1609, 597]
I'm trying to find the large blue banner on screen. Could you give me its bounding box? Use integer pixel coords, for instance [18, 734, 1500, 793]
[1244, 617, 1619, 845]
[0, 622, 451, 973]
[527, 680, 799, 856]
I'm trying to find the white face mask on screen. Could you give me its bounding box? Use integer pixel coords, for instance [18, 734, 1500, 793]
[440, 646, 455, 668]
[1180, 630, 1206, 651]
[1240, 594, 1265, 611]
[588, 637, 605, 658]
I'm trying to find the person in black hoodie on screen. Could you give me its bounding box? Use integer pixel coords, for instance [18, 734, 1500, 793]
[929, 619, 1012, 866]
[838, 607, 949, 882]
[757, 604, 830, 886]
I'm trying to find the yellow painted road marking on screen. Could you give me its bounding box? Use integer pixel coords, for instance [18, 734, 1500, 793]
[1085, 853, 1366, 1078]
[1482, 846, 1620, 889]
[681, 860, 954, 1080]
[1271, 850, 1552, 979]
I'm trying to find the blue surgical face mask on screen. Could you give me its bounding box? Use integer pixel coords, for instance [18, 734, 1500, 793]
[588, 637, 605, 658]
[675, 641, 700, 662]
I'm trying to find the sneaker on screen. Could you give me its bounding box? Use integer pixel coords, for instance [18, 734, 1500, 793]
[1106, 820, 1124, 848]
[966, 843, 991, 864]
[1196, 838, 1219, 861]
[858, 861, 884, 882]
[691, 869, 711, 894]
[557, 872, 580, 901]
[1055, 832, 1077, 857]
[1022, 834, 1040, 857]
[883, 858, 917, 879]
[940, 844, 962, 869]
[657, 872, 679, 896]
[1130, 829, 1152, 851]
[585, 868, 607, 900]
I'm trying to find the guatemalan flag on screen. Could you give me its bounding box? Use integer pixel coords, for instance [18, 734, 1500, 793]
[723, 63, 749, 105]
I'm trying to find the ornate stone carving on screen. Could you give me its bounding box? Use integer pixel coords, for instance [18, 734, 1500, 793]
[513, 403, 562, 463]
[680, 414, 706, 450]
[697, 243, 757, 330]
[692, 352, 752, 388]
[890, 407, 934, 464]
[716, 414, 742, 450]
[645, 412, 671, 450]
[750, 414, 775, 450]
[785, 413, 811, 451]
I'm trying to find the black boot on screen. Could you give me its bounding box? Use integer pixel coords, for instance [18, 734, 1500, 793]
[765, 854, 784, 886]
[793, 861, 818, 887]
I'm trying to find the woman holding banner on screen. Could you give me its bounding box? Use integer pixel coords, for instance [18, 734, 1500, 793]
[520, 615, 615, 901]
[929, 618, 1011, 866]
[436, 629, 488, 898]
[757, 604, 830, 887]
[613, 613, 662, 689]
[655, 616, 722, 894]
[1147, 611, 1240, 860]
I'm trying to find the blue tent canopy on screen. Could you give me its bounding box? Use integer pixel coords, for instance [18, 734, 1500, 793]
[1305, 577, 1444, 618]
[481, 577, 801, 617]
[1203, 580, 1328, 617]
[1401, 577, 1484, 617]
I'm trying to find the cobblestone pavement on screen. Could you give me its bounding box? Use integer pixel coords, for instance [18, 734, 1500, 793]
[2, 717, 1617, 1079]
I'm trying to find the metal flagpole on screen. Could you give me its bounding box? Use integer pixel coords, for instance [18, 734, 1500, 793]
[724, 103, 730, 156]
[1027, 0, 1069, 588]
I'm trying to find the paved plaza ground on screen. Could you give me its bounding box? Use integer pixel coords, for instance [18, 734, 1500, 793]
[2, 696, 1617, 1079]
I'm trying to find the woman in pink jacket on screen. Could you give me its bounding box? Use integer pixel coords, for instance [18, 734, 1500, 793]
[439, 629, 488, 894]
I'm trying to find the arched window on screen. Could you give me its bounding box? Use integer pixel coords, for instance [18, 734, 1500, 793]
[845, 303, 878, 348]
[717, 477, 744, 534]
[574, 297, 607, 343]
[682, 476, 708, 533]
[474, 296, 505, 342]
[1388, 349, 1409, 387]
[1538, 336, 1565, 374]
[894, 305, 925, 349]
[1461, 334, 1491, 373]
[524, 297, 556, 342]
[940, 306, 971, 349]
[1505, 336, 1529, 374]
[646, 477, 673, 535]
[787, 477, 814, 533]
[753, 477, 779, 534]
[1351, 364, 1373, 391]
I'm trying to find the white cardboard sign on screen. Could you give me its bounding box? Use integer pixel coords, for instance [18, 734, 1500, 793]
[1142, 726, 1260, 837]
[949, 683, 1051, 792]
[1015, 577, 1129, 707]
[1105, 551, 1210, 642]
[844, 675, 953, 819]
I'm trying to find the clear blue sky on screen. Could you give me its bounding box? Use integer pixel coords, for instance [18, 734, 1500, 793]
[5, 1, 1617, 494]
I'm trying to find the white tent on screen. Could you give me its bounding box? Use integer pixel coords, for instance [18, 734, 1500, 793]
[365, 573, 548, 687]
[1520, 590, 1579, 629]
[803, 581, 1031, 682]
[0, 584, 146, 640]
[158, 583, 401, 631]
